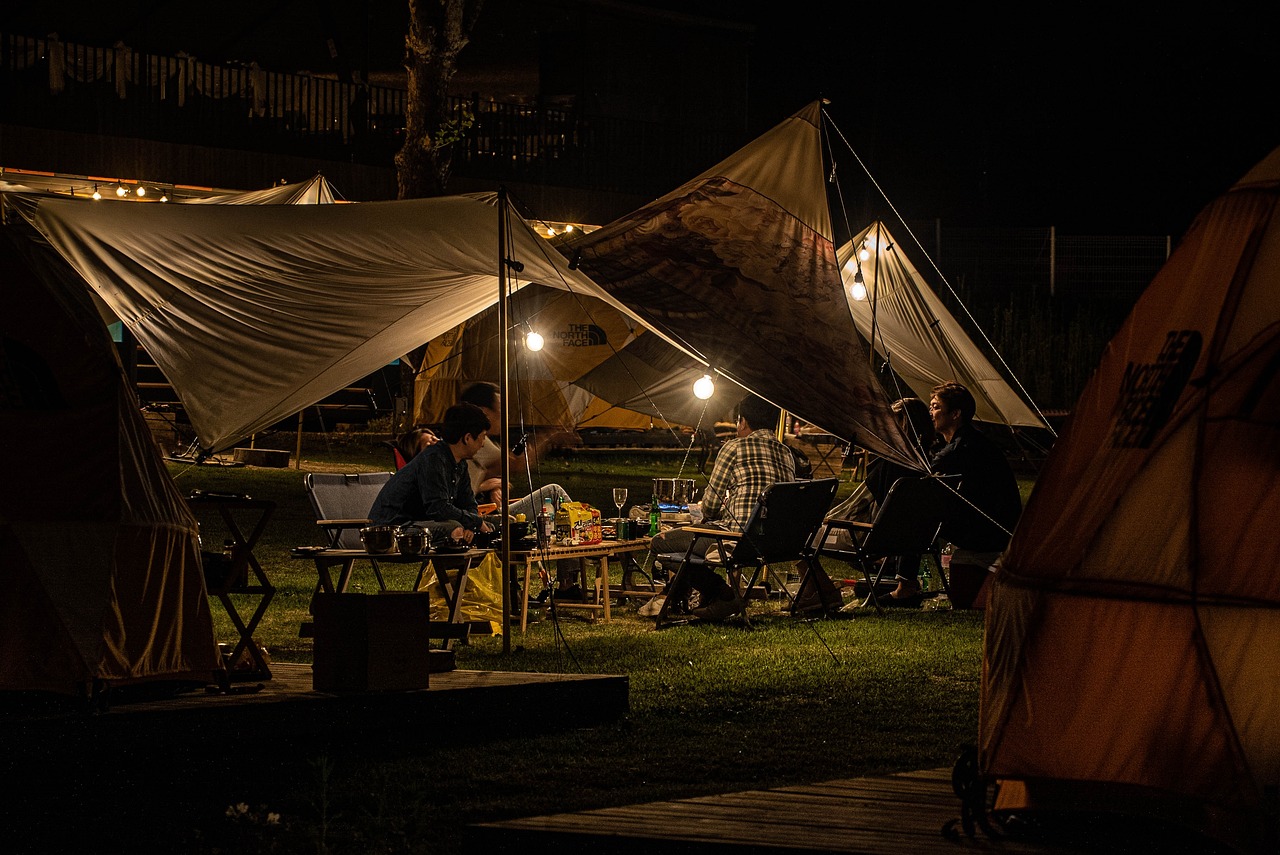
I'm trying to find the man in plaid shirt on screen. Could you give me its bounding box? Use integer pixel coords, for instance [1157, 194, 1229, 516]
[643, 394, 795, 621]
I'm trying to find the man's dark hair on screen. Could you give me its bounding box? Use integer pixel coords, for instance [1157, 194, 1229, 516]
[440, 403, 490, 443]
[931, 381, 976, 423]
[737, 394, 780, 433]
[460, 381, 499, 410]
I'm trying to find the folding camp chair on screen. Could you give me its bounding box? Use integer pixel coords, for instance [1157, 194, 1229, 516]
[303, 471, 395, 592]
[652, 478, 839, 628]
[813, 475, 956, 613]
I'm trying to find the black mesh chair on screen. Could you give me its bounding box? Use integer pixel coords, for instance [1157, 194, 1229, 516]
[813, 475, 957, 613]
[652, 478, 840, 627]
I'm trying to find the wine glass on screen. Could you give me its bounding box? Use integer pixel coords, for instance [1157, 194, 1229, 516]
[612, 487, 628, 522]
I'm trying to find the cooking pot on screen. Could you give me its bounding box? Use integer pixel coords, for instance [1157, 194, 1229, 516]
[653, 477, 699, 506]
[395, 524, 429, 556]
[359, 525, 397, 554]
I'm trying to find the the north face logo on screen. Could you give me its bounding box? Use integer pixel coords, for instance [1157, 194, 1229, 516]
[1110, 329, 1201, 449]
[555, 324, 608, 347]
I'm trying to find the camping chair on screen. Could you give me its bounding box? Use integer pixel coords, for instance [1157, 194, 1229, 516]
[652, 478, 839, 628]
[813, 475, 956, 614]
[303, 471, 395, 592]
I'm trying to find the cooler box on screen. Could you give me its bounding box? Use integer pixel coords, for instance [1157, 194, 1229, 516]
[312, 592, 432, 692]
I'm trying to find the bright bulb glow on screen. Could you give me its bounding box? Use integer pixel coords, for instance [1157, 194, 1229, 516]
[693, 374, 715, 400]
[850, 269, 868, 301]
[160, 193, 169, 202]
[525, 331, 544, 351]
[858, 247, 870, 261]
[136, 186, 146, 197]
[92, 187, 102, 200]
[116, 185, 127, 197]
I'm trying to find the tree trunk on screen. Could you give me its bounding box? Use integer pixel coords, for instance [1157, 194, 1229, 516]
[395, 0, 483, 200]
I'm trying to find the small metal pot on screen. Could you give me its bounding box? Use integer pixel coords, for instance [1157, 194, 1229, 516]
[653, 477, 698, 506]
[395, 524, 429, 556]
[359, 525, 397, 554]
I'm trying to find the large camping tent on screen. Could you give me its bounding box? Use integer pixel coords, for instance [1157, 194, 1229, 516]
[837, 221, 1048, 429]
[0, 225, 220, 696]
[978, 147, 1280, 851]
[412, 283, 686, 433]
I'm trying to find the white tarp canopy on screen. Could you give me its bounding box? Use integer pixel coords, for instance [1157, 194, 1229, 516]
[22, 192, 663, 451]
[837, 221, 1048, 428]
[180, 173, 339, 205]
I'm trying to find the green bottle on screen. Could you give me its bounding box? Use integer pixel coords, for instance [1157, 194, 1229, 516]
[648, 492, 661, 536]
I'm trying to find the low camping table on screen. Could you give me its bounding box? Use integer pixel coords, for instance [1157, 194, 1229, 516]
[296, 547, 492, 649]
[507, 538, 651, 632]
[187, 493, 276, 681]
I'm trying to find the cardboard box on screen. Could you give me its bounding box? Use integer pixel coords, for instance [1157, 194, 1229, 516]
[312, 592, 432, 692]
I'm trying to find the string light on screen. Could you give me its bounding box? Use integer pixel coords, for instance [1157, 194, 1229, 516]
[116, 185, 128, 197]
[136, 186, 146, 197]
[850, 268, 868, 301]
[525, 330, 544, 351]
[91, 185, 101, 200]
[693, 373, 715, 400]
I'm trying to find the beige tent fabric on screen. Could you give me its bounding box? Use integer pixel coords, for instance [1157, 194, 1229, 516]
[837, 221, 1047, 429]
[180, 173, 339, 205]
[981, 146, 1280, 851]
[0, 233, 220, 694]
[567, 101, 923, 469]
[413, 284, 660, 431]
[26, 193, 652, 452]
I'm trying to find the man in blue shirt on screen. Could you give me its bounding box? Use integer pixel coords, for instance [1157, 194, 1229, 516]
[370, 403, 497, 543]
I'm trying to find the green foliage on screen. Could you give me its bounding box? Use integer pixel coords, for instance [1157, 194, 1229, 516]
[435, 100, 475, 149]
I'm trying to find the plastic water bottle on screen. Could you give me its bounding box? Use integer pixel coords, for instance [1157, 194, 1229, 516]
[648, 492, 661, 537]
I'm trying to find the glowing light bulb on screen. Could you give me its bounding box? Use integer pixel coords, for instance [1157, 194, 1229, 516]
[859, 247, 870, 261]
[851, 269, 867, 301]
[693, 374, 715, 400]
[160, 193, 169, 202]
[525, 331, 544, 351]
[92, 186, 102, 200]
[136, 186, 146, 197]
[116, 185, 127, 197]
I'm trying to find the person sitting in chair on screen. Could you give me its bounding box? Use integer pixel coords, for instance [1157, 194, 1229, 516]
[872, 397, 937, 606]
[369, 403, 497, 545]
[643, 394, 795, 622]
[459, 381, 584, 601]
[927, 381, 1023, 609]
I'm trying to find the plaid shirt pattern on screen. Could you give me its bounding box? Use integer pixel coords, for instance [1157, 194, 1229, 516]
[700, 429, 796, 528]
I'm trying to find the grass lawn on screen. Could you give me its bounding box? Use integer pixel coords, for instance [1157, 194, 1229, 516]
[152, 433, 1007, 854]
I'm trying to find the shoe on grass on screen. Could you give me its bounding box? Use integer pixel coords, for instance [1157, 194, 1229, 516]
[690, 594, 744, 622]
[638, 594, 666, 617]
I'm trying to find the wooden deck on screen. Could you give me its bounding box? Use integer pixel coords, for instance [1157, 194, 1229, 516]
[1, 662, 628, 754]
[468, 768, 1081, 854]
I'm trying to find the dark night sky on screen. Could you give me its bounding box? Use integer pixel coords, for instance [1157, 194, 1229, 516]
[7, 1, 1275, 237]
[738, 6, 1278, 237]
